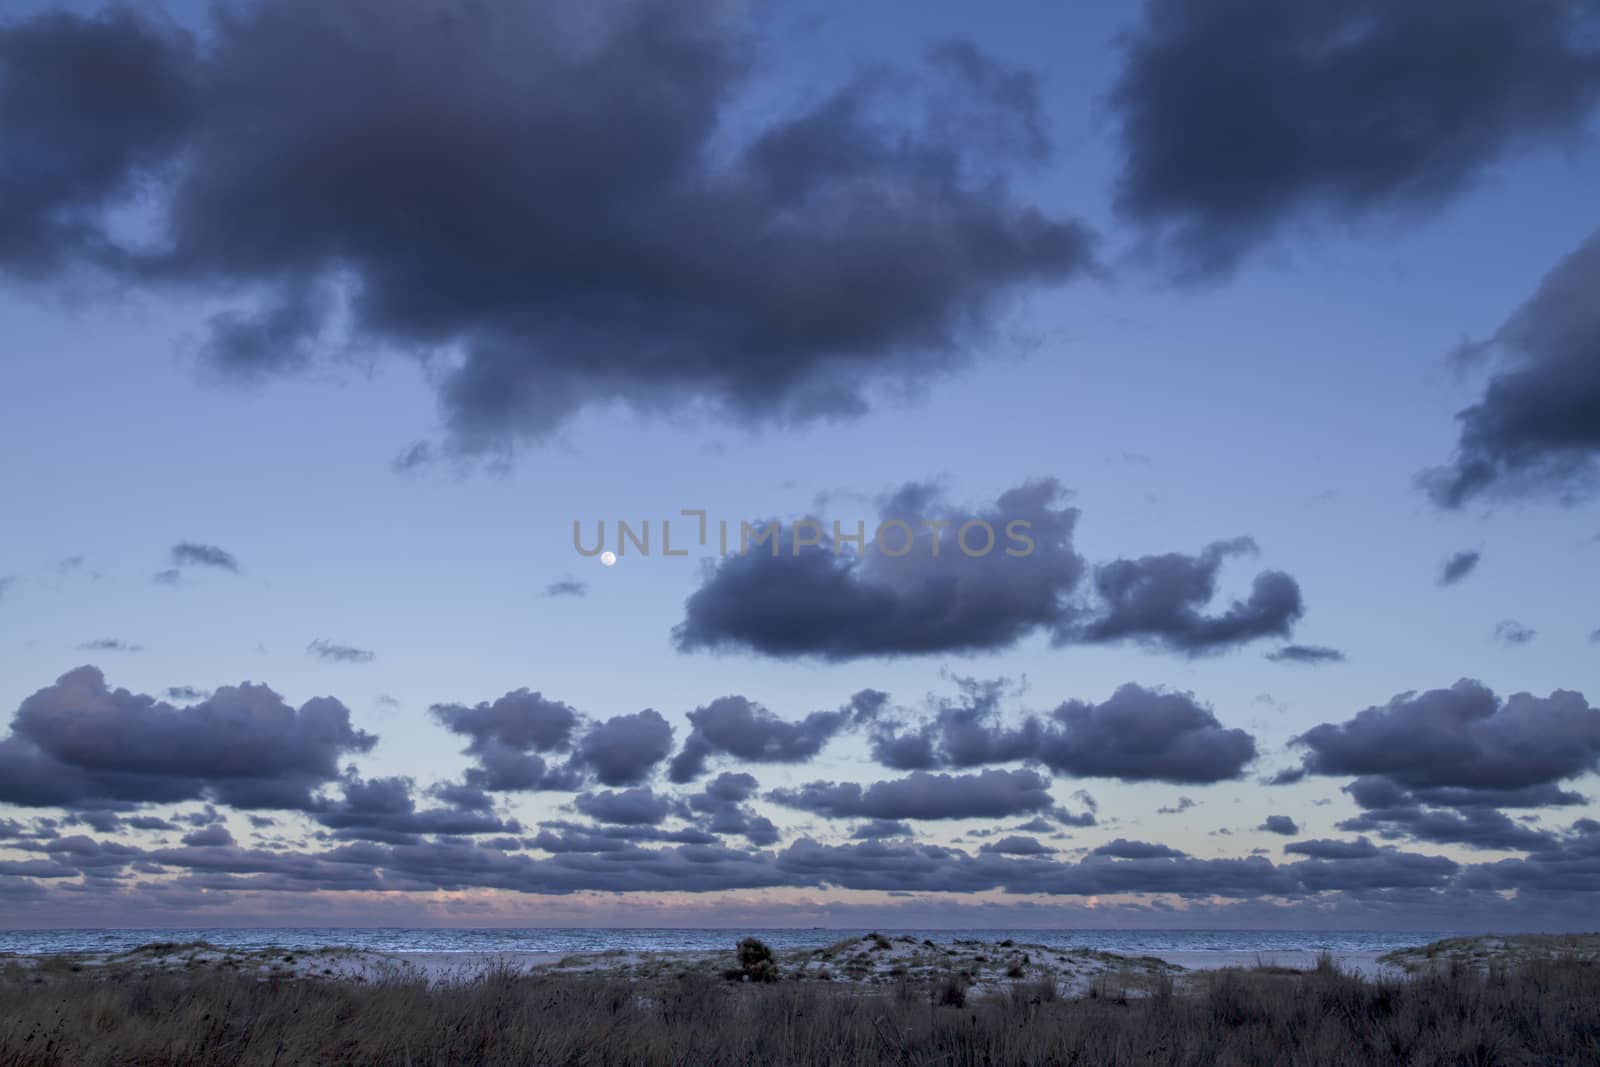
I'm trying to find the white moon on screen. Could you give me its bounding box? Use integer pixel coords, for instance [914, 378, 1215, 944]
[600, 551, 617, 566]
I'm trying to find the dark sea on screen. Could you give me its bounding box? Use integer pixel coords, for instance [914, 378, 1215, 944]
[0, 928, 1462, 957]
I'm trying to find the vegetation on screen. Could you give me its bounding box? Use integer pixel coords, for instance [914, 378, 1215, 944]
[2, 950, 1599, 1065]
[732, 936, 779, 983]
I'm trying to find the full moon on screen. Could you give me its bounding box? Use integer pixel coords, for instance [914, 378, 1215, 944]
[600, 551, 617, 566]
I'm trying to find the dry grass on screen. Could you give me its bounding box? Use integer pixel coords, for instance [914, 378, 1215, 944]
[1, 953, 1597, 1065]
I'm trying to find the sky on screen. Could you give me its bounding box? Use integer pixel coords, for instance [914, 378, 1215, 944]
[1, 0, 1599, 930]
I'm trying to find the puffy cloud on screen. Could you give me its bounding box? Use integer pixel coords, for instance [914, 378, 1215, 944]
[0, 666, 375, 810]
[979, 836, 1053, 856]
[1111, 0, 1600, 277]
[1285, 681, 1600, 798]
[868, 678, 1253, 784]
[1092, 839, 1187, 860]
[768, 768, 1056, 821]
[573, 710, 674, 787]
[1423, 231, 1600, 506]
[313, 773, 520, 844]
[0, 1, 1094, 449]
[675, 480, 1085, 659]
[684, 772, 780, 846]
[678, 481, 1307, 661]
[432, 690, 578, 756]
[1068, 538, 1303, 655]
[1037, 685, 1256, 783]
[667, 691, 880, 783]
[573, 788, 679, 827]
[1259, 815, 1299, 836]
[1281, 680, 1600, 851]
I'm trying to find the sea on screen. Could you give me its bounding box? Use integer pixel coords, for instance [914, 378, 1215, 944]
[0, 928, 1462, 957]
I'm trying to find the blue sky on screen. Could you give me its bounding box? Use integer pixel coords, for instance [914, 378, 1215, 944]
[2, 0, 1599, 928]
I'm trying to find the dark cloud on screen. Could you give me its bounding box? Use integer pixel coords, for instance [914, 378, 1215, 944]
[573, 788, 679, 827]
[865, 679, 1255, 785]
[868, 677, 1035, 771]
[543, 580, 587, 598]
[0, 6, 197, 276]
[306, 639, 375, 663]
[979, 835, 1053, 856]
[573, 710, 674, 788]
[0, 666, 375, 810]
[78, 638, 142, 653]
[675, 480, 1085, 659]
[151, 569, 181, 586]
[1338, 803, 1556, 853]
[677, 481, 1306, 660]
[769, 768, 1056, 821]
[870, 680, 1256, 785]
[164, 686, 210, 702]
[0, 1, 1093, 450]
[1157, 796, 1197, 815]
[1284, 838, 1381, 861]
[313, 773, 519, 844]
[1423, 231, 1600, 507]
[8, 816, 1588, 909]
[1265, 644, 1346, 665]
[1068, 538, 1303, 655]
[684, 772, 780, 846]
[1111, 0, 1600, 277]
[668, 691, 880, 782]
[432, 690, 578, 756]
[431, 690, 583, 794]
[1283, 845, 1460, 893]
[850, 819, 913, 840]
[1259, 815, 1299, 836]
[1458, 818, 1600, 893]
[1038, 685, 1256, 783]
[1092, 839, 1187, 860]
[170, 541, 240, 573]
[1492, 620, 1537, 646]
[1438, 551, 1482, 587]
[181, 824, 236, 848]
[1281, 681, 1600, 851]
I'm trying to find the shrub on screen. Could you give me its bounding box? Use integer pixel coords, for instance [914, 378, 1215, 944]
[735, 937, 779, 983]
[937, 972, 969, 1007]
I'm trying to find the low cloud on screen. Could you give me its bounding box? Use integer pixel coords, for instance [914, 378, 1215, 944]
[1266, 644, 1345, 665]
[171, 541, 240, 573]
[1423, 231, 1600, 507]
[1492, 621, 1536, 647]
[668, 691, 882, 782]
[1438, 551, 1482, 587]
[0, 666, 375, 811]
[1110, 0, 1600, 277]
[307, 640, 375, 663]
[868, 678, 1256, 784]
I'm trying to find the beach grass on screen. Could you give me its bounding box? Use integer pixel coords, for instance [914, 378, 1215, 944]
[1, 942, 1598, 1065]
